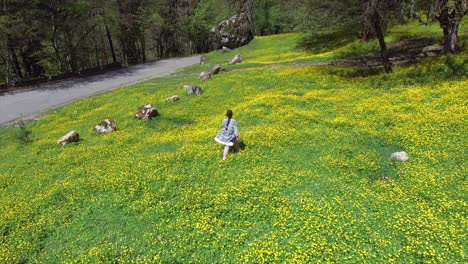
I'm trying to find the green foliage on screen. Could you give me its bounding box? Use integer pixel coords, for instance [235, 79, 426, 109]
[15, 117, 32, 144]
[444, 54, 468, 75]
[190, 0, 218, 53]
[253, 0, 297, 35]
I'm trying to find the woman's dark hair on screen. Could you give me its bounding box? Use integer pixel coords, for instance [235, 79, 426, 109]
[226, 110, 233, 130]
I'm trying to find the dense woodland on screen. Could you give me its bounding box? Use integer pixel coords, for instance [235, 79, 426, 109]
[0, 0, 465, 86]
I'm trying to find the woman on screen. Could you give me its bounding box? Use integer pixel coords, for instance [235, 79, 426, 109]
[214, 110, 239, 160]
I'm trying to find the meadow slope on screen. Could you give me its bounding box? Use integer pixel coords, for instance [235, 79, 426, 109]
[0, 25, 467, 262]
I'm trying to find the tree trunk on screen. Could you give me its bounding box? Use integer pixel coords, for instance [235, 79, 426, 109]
[105, 24, 117, 64]
[399, 5, 406, 24]
[410, 0, 416, 19]
[64, 32, 77, 72]
[8, 40, 24, 79]
[4, 39, 9, 85]
[427, 0, 436, 24]
[156, 39, 161, 59]
[441, 23, 458, 54]
[376, 30, 392, 73]
[245, 0, 254, 33]
[52, 14, 62, 72]
[361, 29, 373, 42]
[436, 0, 465, 54]
[94, 36, 101, 70]
[100, 31, 109, 65]
[120, 40, 127, 67]
[140, 36, 146, 62]
[371, 9, 392, 73]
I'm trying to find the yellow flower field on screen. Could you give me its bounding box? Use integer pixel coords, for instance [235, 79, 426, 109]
[0, 29, 467, 262]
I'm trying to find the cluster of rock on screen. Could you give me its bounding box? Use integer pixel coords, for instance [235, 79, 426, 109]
[57, 13, 252, 146]
[57, 81, 207, 145]
[199, 63, 233, 82]
[57, 119, 118, 145]
[386, 45, 443, 65]
[199, 54, 242, 84]
[198, 12, 249, 83]
[364, 44, 443, 68]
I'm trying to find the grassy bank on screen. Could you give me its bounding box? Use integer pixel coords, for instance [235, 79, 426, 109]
[0, 21, 467, 262]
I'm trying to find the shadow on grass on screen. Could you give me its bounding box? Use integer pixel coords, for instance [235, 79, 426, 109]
[327, 55, 468, 88]
[298, 30, 357, 54]
[163, 116, 195, 128]
[143, 116, 195, 131]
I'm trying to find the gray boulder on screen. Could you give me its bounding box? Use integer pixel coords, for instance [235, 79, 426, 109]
[422, 45, 442, 53]
[229, 54, 243, 65]
[209, 13, 254, 50]
[93, 119, 116, 133]
[210, 64, 230, 75]
[221, 46, 232, 53]
[166, 95, 180, 103]
[200, 55, 207, 65]
[199, 71, 211, 81]
[183, 84, 202, 96]
[135, 104, 159, 121]
[210, 64, 222, 75]
[57, 131, 80, 145]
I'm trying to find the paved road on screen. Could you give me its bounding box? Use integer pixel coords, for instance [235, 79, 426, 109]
[0, 55, 200, 125]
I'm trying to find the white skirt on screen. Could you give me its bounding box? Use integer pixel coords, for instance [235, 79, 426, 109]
[214, 136, 234, 146]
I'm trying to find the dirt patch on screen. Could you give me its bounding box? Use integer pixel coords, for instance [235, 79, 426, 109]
[360, 38, 442, 68]
[273, 39, 443, 70]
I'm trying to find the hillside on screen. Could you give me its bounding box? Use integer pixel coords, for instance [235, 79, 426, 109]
[0, 22, 467, 262]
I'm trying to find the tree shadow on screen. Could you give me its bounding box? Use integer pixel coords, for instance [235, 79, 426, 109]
[297, 30, 357, 54]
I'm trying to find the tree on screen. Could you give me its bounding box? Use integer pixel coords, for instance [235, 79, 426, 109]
[302, 0, 401, 73]
[190, 0, 217, 53]
[365, 0, 401, 73]
[1, 0, 45, 84]
[229, 0, 254, 33]
[427, 0, 437, 23]
[116, 0, 145, 65]
[434, 0, 467, 54]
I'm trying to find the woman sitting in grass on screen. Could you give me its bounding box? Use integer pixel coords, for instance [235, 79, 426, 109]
[214, 110, 239, 160]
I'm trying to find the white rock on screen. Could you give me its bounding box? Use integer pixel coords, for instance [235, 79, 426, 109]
[229, 54, 243, 65]
[166, 95, 180, 103]
[390, 151, 409, 161]
[57, 131, 80, 145]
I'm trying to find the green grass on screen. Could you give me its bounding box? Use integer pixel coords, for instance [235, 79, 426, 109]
[0, 22, 467, 262]
[299, 17, 468, 60]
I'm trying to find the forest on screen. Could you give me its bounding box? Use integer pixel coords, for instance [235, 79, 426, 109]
[0, 0, 465, 87]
